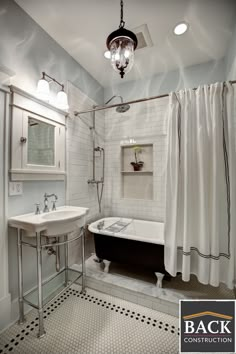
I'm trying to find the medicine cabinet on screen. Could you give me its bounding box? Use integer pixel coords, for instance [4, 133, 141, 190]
[10, 86, 66, 181]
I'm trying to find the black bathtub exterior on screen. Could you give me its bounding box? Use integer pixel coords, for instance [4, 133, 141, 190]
[93, 233, 168, 275]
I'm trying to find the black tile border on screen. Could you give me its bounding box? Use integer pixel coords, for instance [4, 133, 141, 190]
[0, 289, 73, 353]
[72, 289, 180, 336]
[0, 287, 179, 353]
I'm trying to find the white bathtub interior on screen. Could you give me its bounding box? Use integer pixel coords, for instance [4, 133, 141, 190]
[89, 217, 164, 244]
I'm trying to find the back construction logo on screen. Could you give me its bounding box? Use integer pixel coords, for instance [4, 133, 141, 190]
[180, 300, 235, 353]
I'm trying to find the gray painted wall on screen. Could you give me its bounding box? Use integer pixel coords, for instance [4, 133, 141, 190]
[0, 0, 104, 301]
[104, 59, 225, 102]
[0, 0, 104, 105]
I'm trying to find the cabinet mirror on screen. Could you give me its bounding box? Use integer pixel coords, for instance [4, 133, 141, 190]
[27, 117, 55, 166]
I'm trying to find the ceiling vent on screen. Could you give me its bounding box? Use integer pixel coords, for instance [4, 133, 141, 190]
[132, 24, 153, 50]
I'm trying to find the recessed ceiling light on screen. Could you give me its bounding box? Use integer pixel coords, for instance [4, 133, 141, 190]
[104, 50, 111, 59]
[173, 22, 188, 36]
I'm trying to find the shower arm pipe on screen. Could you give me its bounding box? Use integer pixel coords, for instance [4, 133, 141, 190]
[105, 95, 123, 105]
[74, 80, 236, 116]
[74, 94, 168, 115]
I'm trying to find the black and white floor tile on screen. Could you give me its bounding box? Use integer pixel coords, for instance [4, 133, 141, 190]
[0, 286, 179, 354]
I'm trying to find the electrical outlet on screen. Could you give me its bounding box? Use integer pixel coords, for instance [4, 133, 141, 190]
[9, 182, 23, 196]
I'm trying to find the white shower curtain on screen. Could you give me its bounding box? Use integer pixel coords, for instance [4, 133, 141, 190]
[164, 82, 236, 289]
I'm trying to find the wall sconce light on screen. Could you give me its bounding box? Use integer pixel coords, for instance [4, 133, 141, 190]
[36, 72, 69, 110]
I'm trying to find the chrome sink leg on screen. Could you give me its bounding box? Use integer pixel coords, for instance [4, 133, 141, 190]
[17, 229, 25, 324]
[64, 235, 68, 286]
[36, 232, 46, 338]
[81, 228, 86, 293]
[56, 237, 60, 272]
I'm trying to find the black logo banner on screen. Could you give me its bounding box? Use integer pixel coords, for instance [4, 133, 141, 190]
[180, 300, 235, 352]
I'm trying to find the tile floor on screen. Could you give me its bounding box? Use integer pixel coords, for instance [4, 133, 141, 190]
[84, 255, 234, 299]
[0, 285, 180, 354]
[82, 256, 234, 301]
[73, 255, 235, 318]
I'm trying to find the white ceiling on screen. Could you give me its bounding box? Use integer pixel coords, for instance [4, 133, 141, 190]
[15, 0, 236, 87]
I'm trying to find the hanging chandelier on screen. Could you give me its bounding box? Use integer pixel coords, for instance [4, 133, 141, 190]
[106, 0, 138, 79]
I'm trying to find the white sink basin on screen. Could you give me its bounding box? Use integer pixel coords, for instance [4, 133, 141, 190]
[8, 206, 89, 237]
[41, 210, 81, 221]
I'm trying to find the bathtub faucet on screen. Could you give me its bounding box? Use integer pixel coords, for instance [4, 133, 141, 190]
[97, 220, 104, 230]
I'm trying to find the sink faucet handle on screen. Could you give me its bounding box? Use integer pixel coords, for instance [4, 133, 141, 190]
[35, 203, 41, 215]
[51, 200, 57, 211]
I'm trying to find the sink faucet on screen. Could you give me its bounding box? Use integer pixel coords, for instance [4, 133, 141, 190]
[43, 193, 58, 212]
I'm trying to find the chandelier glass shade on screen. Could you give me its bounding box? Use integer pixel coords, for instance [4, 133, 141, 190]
[106, 0, 138, 78]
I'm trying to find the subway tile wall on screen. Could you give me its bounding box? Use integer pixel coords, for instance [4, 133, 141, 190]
[66, 83, 105, 263]
[67, 82, 105, 219]
[104, 97, 169, 222]
[66, 85, 169, 263]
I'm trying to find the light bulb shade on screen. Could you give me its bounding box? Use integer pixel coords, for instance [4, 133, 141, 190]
[110, 38, 135, 78]
[36, 78, 50, 101]
[106, 27, 137, 78]
[104, 50, 111, 59]
[56, 90, 69, 110]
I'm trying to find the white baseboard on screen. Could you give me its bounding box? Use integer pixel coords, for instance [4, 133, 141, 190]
[0, 270, 66, 333]
[0, 293, 11, 332]
[0, 297, 32, 335]
[11, 297, 32, 325]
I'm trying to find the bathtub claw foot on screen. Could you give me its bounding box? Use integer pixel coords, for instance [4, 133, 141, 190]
[155, 272, 165, 288]
[103, 260, 111, 273]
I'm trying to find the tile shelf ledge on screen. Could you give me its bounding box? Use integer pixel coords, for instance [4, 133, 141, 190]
[121, 170, 153, 173]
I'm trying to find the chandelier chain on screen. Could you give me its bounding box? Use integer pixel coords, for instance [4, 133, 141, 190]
[119, 0, 125, 28]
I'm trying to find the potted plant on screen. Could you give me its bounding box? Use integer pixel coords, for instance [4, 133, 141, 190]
[130, 146, 144, 171]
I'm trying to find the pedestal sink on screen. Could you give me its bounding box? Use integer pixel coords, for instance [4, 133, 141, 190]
[8, 206, 89, 236]
[8, 205, 89, 338]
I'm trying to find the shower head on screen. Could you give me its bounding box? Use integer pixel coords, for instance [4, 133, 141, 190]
[105, 95, 130, 113]
[116, 104, 130, 113]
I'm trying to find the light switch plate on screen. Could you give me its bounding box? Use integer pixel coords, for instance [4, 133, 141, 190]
[9, 182, 23, 196]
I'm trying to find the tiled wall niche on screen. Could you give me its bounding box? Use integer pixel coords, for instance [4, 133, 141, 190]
[121, 144, 153, 200]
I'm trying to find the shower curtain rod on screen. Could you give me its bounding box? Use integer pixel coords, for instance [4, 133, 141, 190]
[74, 80, 236, 116]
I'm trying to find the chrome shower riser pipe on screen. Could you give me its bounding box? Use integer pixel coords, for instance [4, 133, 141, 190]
[88, 106, 105, 213]
[92, 109, 96, 181]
